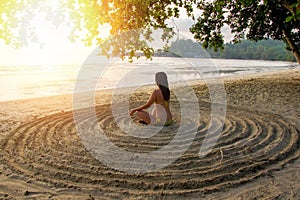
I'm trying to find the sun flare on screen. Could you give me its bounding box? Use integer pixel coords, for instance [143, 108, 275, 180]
[0, 0, 111, 66]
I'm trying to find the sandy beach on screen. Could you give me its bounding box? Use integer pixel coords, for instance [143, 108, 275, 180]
[0, 68, 299, 199]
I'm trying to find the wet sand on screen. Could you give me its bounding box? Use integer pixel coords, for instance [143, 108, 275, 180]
[0, 68, 299, 199]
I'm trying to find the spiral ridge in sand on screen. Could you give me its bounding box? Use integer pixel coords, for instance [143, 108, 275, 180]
[0, 102, 299, 198]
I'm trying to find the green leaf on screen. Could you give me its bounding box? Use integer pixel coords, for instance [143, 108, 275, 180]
[289, 2, 298, 8]
[286, 16, 293, 22]
[296, 11, 300, 20]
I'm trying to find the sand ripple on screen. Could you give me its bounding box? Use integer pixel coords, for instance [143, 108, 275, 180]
[0, 102, 299, 198]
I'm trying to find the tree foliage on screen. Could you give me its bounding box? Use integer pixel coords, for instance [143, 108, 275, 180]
[63, 0, 197, 61]
[0, 0, 195, 61]
[0, 0, 300, 63]
[0, 0, 47, 47]
[190, 0, 300, 63]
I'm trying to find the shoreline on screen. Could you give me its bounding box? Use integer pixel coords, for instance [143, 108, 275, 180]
[0, 68, 299, 199]
[0, 66, 297, 103]
[0, 61, 298, 103]
[1, 67, 298, 118]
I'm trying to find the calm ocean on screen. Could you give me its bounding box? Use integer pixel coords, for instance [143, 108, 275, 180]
[0, 57, 297, 102]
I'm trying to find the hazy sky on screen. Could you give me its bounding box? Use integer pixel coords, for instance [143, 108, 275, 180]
[0, 5, 233, 66]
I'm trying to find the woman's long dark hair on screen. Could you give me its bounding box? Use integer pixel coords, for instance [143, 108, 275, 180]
[155, 72, 170, 101]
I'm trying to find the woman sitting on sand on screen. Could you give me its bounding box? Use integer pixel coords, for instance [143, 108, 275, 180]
[129, 72, 173, 126]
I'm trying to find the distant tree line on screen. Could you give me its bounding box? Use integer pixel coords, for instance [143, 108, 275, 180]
[207, 39, 296, 62]
[164, 39, 296, 62]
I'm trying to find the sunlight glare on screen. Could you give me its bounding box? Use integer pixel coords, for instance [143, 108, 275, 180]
[0, 0, 111, 66]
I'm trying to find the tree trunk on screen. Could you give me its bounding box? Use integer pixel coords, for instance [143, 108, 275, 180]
[283, 29, 300, 64]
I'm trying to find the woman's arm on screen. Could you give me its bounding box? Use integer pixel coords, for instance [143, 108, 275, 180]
[129, 90, 157, 116]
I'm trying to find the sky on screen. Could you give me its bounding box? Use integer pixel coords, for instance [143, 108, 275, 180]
[0, 18, 101, 66]
[0, 3, 233, 66]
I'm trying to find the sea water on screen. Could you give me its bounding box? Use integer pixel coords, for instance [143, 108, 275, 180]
[0, 57, 297, 102]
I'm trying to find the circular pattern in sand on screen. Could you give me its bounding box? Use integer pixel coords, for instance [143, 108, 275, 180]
[0, 102, 299, 198]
